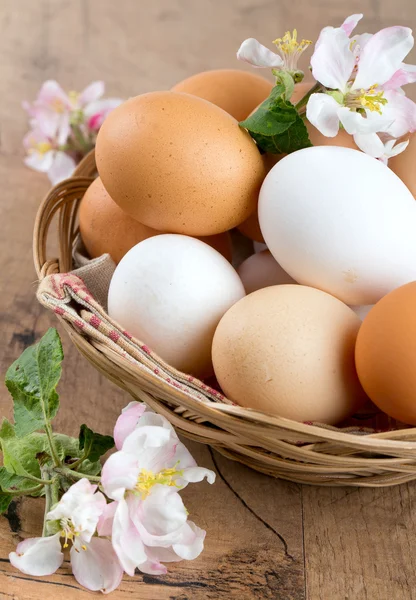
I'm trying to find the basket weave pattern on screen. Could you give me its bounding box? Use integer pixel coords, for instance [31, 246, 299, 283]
[33, 151, 416, 487]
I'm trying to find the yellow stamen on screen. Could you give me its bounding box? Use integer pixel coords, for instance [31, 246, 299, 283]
[272, 29, 312, 72]
[135, 463, 183, 499]
[29, 141, 52, 156]
[68, 90, 80, 107]
[81, 545, 87, 551]
[273, 29, 312, 56]
[50, 98, 66, 113]
[358, 84, 388, 114]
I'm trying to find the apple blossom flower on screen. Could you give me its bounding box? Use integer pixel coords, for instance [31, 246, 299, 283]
[237, 30, 312, 78]
[306, 14, 416, 155]
[23, 80, 122, 184]
[9, 479, 123, 594]
[23, 127, 76, 185]
[101, 405, 215, 576]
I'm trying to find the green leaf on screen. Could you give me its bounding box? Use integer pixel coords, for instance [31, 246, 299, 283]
[0, 432, 79, 479]
[78, 459, 102, 477]
[0, 467, 32, 491]
[5, 328, 63, 437]
[239, 85, 312, 155]
[54, 433, 80, 460]
[0, 432, 48, 478]
[0, 492, 12, 514]
[0, 418, 15, 440]
[79, 424, 114, 462]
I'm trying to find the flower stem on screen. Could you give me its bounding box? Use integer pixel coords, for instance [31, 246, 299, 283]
[67, 453, 88, 471]
[45, 423, 61, 467]
[3, 484, 43, 496]
[55, 467, 101, 484]
[50, 476, 60, 507]
[295, 81, 324, 111]
[41, 468, 52, 537]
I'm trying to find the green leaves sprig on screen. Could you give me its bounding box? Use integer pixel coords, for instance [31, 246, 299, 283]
[1, 328, 114, 513]
[239, 74, 312, 155]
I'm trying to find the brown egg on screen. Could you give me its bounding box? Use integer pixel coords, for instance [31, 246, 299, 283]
[237, 250, 296, 294]
[201, 232, 232, 262]
[389, 133, 416, 198]
[290, 81, 315, 105]
[237, 210, 264, 243]
[355, 282, 416, 424]
[171, 69, 273, 121]
[80, 177, 233, 263]
[79, 177, 159, 264]
[212, 285, 366, 424]
[96, 92, 266, 236]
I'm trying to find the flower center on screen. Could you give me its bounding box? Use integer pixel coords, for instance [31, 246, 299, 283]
[60, 517, 86, 551]
[68, 90, 80, 108]
[50, 98, 66, 113]
[28, 141, 53, 156]
[134, 464, 183, 499]
[345, 84, 388, 114]
[272, 29, 312, 71]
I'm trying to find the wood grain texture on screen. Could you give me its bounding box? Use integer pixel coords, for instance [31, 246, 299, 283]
[0, 1, 415, 598]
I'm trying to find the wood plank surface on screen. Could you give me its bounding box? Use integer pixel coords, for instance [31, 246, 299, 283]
[0, 1, 415, 599]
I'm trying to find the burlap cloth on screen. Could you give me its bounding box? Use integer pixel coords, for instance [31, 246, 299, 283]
[36, 238, 403, 434]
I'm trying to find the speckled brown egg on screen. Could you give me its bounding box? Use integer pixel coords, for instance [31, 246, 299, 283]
[171, 69, 273, 121]
[96, 92, 267, 236]
[79, 177, 233, 263]
[79, 177, 159, 264]
[237, 209, 265, 243]
[389, 133, 416, 198]
[212, 285, 366, 424]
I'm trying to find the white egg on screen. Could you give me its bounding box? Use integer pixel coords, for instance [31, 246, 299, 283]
[108, 234, 245, 378]
[259, 146, 416, 305]
[237, 250, 296, 294]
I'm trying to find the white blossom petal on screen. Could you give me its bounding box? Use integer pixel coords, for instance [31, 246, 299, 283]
[311, 27, 354, 90]
[172, 521, 206, 561]
[341, 14, 363, 36]
[381, 90, 416, 137]
[338, 107, 393, 134]
[47, 152, 76, 185]
[132, 486, 188, 542]
[70, 537, 123, 594]
[24, 150, 55, 173]
[79, 81, 105, 106]
[237, 38, 284, 68]
[97, 501, 118, 537]
[112, 498, 147, 576]
[37, 80, 70, 109]
[9, 534, 63, 576]
[353, 26, 414, 89]
[383, 63, 416, 91]
[179, 466, 216, 486]
[306, 93, 342, 137]
[353, 132, 385, 157]
[114, 401, 147, 450]
[101, 451, 140, 500]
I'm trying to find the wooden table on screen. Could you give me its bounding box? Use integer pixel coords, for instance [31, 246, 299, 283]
[1, 1, 416, 598]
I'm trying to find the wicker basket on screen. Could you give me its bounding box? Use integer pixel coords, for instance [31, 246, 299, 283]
[33, 151, 416, 488]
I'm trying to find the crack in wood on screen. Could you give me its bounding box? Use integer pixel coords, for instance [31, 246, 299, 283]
[141, 575, 209, 588]
[208, 448, 294, 561]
